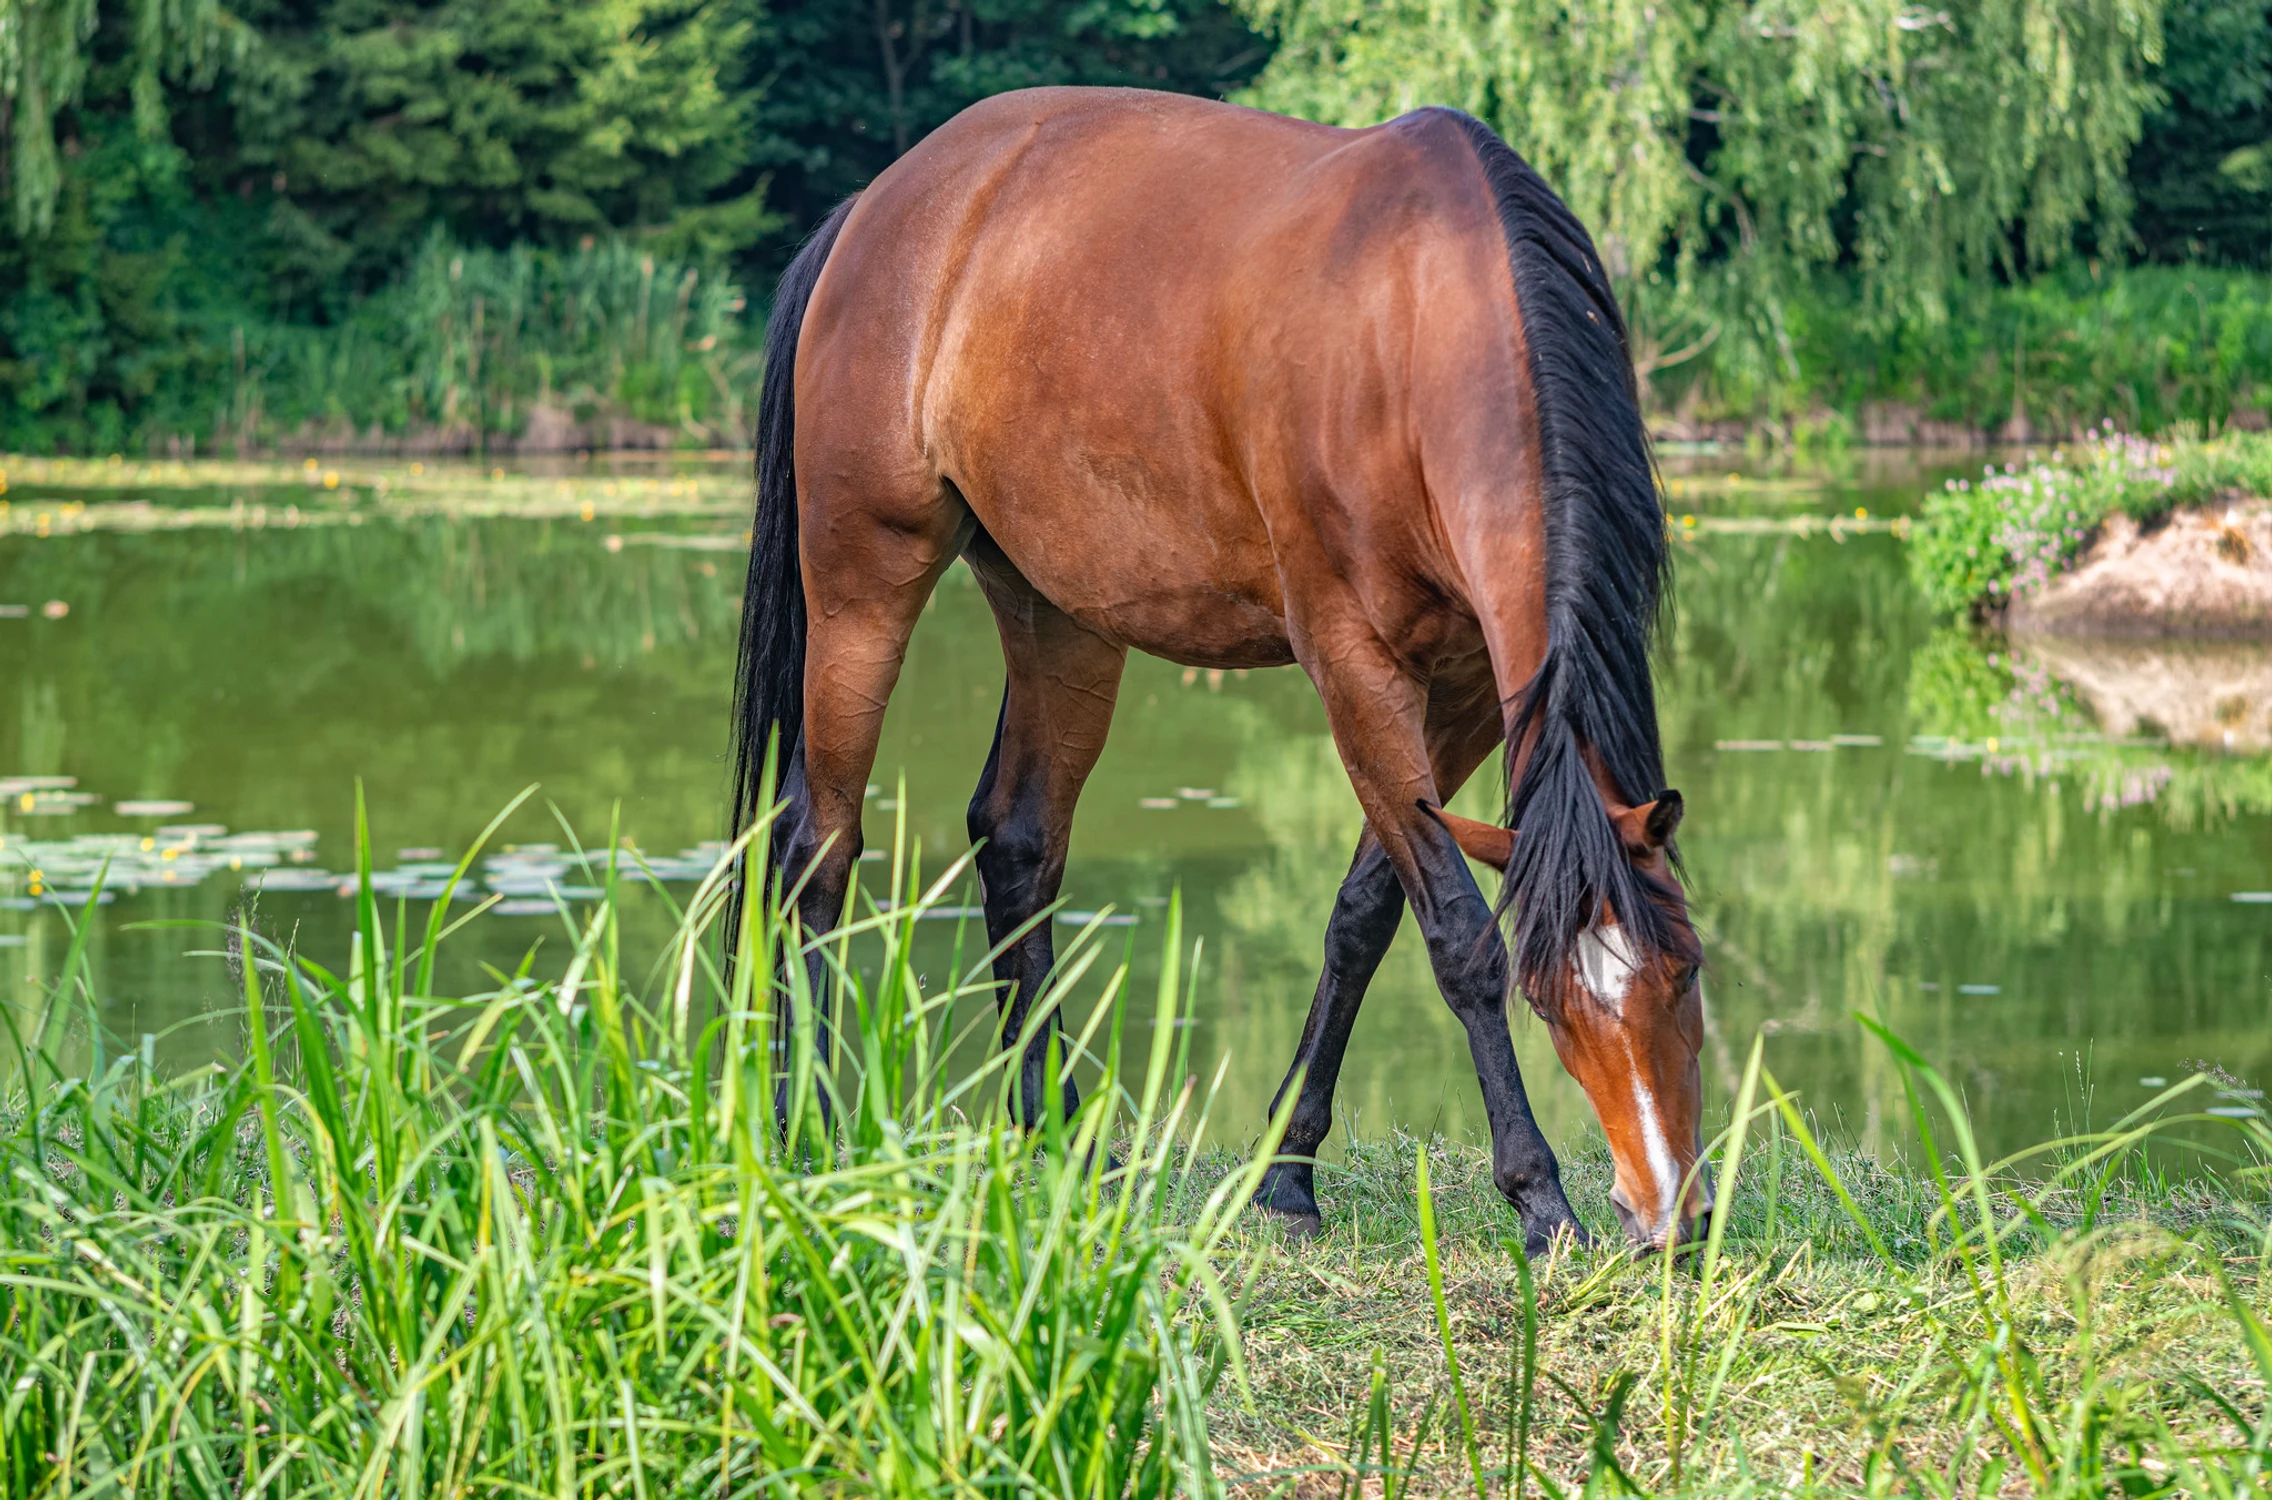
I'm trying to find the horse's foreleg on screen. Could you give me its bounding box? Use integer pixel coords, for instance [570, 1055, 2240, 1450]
[1301, 637, 1583, 1255]
[1254, 699, 1505, 1235]
[965, 542, 1128, 1127]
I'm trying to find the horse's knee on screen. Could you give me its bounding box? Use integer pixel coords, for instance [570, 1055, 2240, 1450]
[780, 813, 860, 912]
[970, 798, 1051, 904]
[780, 827, 830, 878]
[964, 781, 999, 854]
[1323, 873, 1401, 969]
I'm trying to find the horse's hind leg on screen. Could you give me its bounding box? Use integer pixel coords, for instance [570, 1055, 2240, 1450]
[777, 481, 969, 1082]
[1253, 699, 1502, 1235]
[963, 534, 1128, 1126]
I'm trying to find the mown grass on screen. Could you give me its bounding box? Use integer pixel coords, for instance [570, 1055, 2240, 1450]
[1205, 1109, 2270, 1495]
[3, 785, 2269, 1497]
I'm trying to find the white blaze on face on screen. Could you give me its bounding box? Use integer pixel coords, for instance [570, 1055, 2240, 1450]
[1575, 921, 1638, 1013]
[1578, 921, 1681, 1241]
[1626, 1047, 1681, 1240]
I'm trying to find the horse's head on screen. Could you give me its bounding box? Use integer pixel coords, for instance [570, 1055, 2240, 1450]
[1539, 792, 1710, 1252]
[1433, 789, 1711, 1249]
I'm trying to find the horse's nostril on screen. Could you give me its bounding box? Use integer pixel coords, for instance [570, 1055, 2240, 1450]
[1609, 1190, 1651, 1248]
[1611, 1185, 1717, 1253]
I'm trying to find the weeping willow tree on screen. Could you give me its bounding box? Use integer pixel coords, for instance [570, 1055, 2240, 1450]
[1236, 0, 2166, 400]
[0, 0, 236, 235]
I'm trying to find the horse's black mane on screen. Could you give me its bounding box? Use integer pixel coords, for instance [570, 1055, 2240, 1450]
[1434, 109, 1696, 1011]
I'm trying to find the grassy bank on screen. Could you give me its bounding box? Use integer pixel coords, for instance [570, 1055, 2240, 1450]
[0, 789, 1272, 1496]
[1665, 267, 2272, 445]
[8, 237, 765, 459]
[15, 252, 2272, 460]
[3, 792, 2269, 1496]
[1215, 1122, 2269, 1493]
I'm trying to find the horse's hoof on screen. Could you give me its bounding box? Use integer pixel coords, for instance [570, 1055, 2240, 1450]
[1259, 1206, 1325, 1241]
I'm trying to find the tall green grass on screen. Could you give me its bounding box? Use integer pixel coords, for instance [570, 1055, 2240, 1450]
[244, 237, 763, 452]
[1668, 266, 2272, 439]
[0, 782, 1281, 1497]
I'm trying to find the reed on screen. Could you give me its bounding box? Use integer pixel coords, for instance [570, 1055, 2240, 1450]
[174, 237, 763, 458]
[0, 780, 1281, 1497]
[1670, 266, 2272, 443]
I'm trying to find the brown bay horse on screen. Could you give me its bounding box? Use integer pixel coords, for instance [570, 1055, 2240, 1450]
[730, 87, 1709, 1253]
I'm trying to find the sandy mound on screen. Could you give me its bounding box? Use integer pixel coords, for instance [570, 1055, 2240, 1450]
[2006, 499, 2272, 636]
[2021, 636, 2272, 751]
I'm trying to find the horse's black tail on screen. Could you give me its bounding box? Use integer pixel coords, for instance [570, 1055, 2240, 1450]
[730, 196, 858, 899]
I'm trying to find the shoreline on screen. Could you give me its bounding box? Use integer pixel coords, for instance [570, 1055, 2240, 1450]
[21, 409, 2272, 465]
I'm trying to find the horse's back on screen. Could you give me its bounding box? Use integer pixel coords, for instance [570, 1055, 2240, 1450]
[794, 88, 1522, 667]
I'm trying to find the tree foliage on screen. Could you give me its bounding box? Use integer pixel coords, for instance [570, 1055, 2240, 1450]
[2131, 0, 2272, 264]
[0, 0, 238, 233]
[1236, 0, 2167, 373]
[3, 0, 2270, 452]
[221, 0, 773, 302]
[750, 0, 1268, 241]
[0, 0, 1265, 448]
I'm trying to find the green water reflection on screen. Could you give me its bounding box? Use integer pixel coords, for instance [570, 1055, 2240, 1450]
[1, 459, 2267, 1160]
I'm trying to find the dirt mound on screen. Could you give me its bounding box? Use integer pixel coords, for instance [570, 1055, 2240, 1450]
[2007, 499, 2272, 636]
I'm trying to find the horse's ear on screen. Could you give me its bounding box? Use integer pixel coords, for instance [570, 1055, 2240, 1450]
[1614, 790, 1683, 853]
[1646, 790, 1684, 846]
[1420, 800, 1516, 872]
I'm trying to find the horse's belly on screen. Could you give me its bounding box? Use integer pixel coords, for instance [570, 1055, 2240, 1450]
[1064, 583, 1297, 672]
[962, 475, 1298, 669]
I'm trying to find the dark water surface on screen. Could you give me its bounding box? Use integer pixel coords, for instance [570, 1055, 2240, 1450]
[3, 453, 2268, 1161]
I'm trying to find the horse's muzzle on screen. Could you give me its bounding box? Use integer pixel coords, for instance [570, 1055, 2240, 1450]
[1609, 1167, 1716, 1252]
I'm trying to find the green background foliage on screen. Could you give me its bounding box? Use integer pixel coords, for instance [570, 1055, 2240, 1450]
[1, 0, 2269, 453]
[1240, 0, 2161, 328]
[0, 0, 1267, 450]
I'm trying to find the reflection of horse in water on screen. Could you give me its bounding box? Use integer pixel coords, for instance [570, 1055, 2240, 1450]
[731, 88, 1709, 1252]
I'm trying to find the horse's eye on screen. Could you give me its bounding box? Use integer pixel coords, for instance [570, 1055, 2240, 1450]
[1672, 962, 1701, 995]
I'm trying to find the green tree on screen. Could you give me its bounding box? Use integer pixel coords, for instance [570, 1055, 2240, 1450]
[1235, 0, 2165, 386]
[0, 0, 778, 449]
[223, 0, 773, 306]
[2131, 0, 2272, 265]
[0, 0, 239, 234]
[0, 0, 268, 450]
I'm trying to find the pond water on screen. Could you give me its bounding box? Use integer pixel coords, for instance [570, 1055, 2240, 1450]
[2, 453, 2268, 1162]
